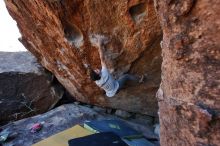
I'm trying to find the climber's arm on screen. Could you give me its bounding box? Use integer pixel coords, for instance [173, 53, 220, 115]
[97, 44, 107, 68]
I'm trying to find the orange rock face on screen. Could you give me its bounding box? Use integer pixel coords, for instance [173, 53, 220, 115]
[155, 0, 220, 145]
[5, 0, 162, 116]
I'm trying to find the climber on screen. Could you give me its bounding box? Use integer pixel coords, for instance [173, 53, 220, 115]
[89, 35, 143, 97]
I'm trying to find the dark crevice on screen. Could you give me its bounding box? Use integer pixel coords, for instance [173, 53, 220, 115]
[63, 22, 84, 48]
[129, 2, 147, 23]
[54, 90, 75, 107]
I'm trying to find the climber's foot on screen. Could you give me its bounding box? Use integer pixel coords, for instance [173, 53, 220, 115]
[139, 75, 144, 83]
[139, 74, 147, 83]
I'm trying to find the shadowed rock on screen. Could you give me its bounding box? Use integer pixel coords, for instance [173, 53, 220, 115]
[0, 52, 64, 125]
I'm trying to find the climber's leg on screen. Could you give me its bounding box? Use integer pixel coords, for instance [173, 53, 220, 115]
[117, 74, 139, 90]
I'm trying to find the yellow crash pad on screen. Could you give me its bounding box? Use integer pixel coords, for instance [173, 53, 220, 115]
[32, 125, 93, 146]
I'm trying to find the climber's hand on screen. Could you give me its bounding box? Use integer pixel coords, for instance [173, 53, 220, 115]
[89, 34, 109, 48]
[97, 35, 108, 47]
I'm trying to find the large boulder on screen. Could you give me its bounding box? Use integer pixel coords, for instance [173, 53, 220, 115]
[4, 0, 162, 116]
[0, 52, 64, 125]
[155, 0, 220, 145]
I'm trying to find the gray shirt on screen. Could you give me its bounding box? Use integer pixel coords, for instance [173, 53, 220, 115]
[95, 67, 119, 97]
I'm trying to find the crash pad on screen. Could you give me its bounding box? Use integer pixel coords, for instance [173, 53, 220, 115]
[68, 132, 128, 146]
[122, 138, 155, 146]
[32, 125, 92, 146]
[83, 119, 142, 139]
